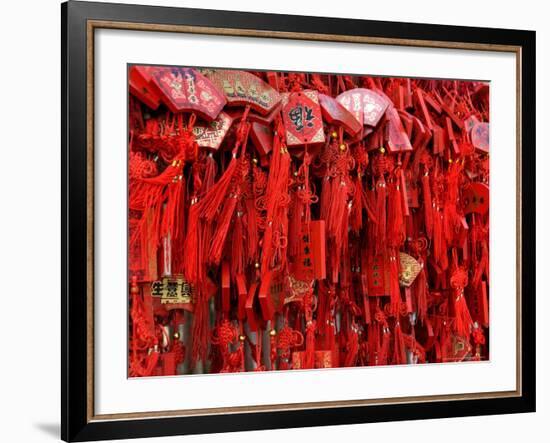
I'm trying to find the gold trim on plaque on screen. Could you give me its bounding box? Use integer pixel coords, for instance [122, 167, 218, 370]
[86, 19, 522, 423]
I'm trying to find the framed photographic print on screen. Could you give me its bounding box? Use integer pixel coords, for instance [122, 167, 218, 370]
[61, 1, 536, 441]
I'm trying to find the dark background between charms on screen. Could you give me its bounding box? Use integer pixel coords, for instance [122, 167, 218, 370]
[1, 0, 545, 442]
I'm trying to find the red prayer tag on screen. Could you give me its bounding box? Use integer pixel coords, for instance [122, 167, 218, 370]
[291, 228, 314, 281]
[471, 122, 490, 153]
[398, 110, 414, 139]
[414, 89, 433, 130]
[245, 282, 260, 332]
[464, 115, 480, 133]
[129, 65, 161, 110]
[310, 220, 327, 280]
[446, 116, 460, 155]
[318, 93, 362, 136]
[221, 261, 230, 314]
[386, 107, 413, 152]
[192, 112, 233, 151]
[250, 121, 273, 157]
[411, 116, 431, 151]
[423, 92, 442, 114]
[367, 253, 391, 296]
[258, 270, 275, 321]
[162, 352, 177, 376]
[204, 69, 281, 115]
[462, 182, 489, 215]
[235, 274, 248, 321]
[152, 67, 226, 120]
[282, 90, 325, 146]
[439, 99, 464, 130]
[432, 124, 445, 154]
[269, 271, 285, 314]
[336, 88, 389, 127]
[249, 103, 282, 125]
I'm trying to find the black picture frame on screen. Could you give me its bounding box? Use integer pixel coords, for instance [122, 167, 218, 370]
[62, 1, 536, 441]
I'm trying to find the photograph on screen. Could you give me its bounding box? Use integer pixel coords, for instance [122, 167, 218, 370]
[127, 65, 490, 377]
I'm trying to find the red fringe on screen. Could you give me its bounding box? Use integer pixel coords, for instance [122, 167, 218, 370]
[191, 288, 210, 367]
[209, 194, 238, 266]
[453, 293, 473, 338]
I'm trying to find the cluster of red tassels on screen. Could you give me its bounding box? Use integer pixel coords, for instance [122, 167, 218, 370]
[128, 65, 489, 376]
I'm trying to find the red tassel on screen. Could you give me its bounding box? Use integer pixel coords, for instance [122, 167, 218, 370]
[343, 325, 359, 367]
[375, 177, 387, 253]
[387, 180, 404, 248]
[183, 202, 202, 284]
[288, 189, 305, 259]
[209, 194, 238, 266]
[350, 175, 363, 233]
[304, 320, 316, 369]
[379, 326, 391, 366]
[432, 210, 443, 267]
[191, 288, 210, 367]
[393, 322, 407, 365]
[230, 209, 246, 279]
[199, 153, 239, 223]
[414, 266, 428, 323]
[453, 292, 473, 338]
[389, 250, 401, 313]
[261, 121, 291, 272]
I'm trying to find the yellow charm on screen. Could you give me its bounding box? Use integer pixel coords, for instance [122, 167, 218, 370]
[398, 253, 422, 287]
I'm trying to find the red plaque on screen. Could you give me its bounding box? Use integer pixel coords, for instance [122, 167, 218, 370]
[386, 107, 413, 152]
[464, 115, 480, 132]
[471, 122, 489, 153]
[318, 94, 362, 136]
[221, 261, 230, 314]
[462, 182, 489, 215]
[152, 67, 226, 120]
[336, 88, 389, 127]
[310, 220, 326, 280]
[250, 122, 273, 157]
[245, 282, 260, 332]
[366, 253, 391, 296]
[192, 112, 233, 151]
[129, 65, 162, 110]
[204, 69, 281, 115]
[281, 90, 325, 146]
